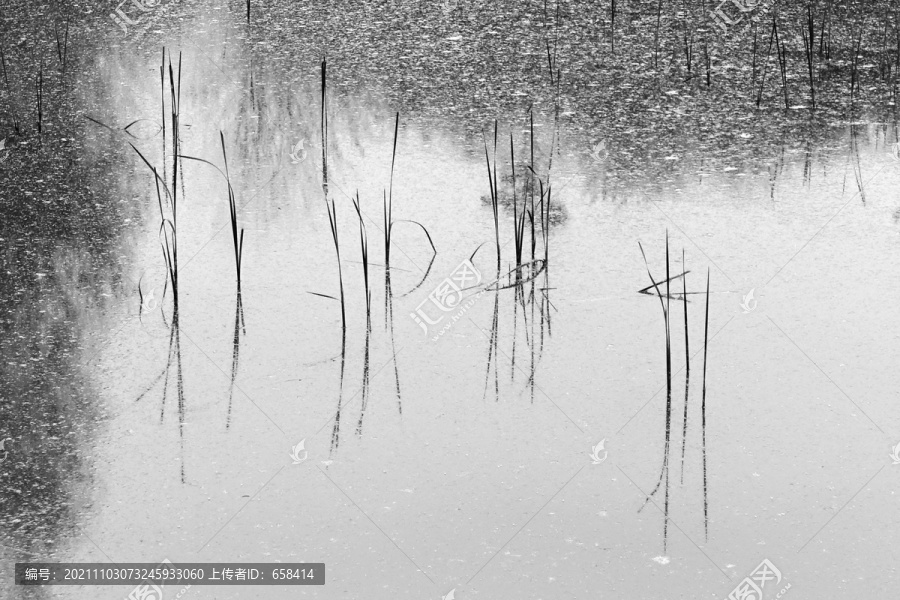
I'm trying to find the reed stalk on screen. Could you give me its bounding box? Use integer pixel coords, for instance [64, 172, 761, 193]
[679, 249, 690, 483]
[483, 121, 500, 269]
[325, 199, 346, 334]
[220, 132, 244, 293]
[511, 133, 525, 269]
[352, 191, 371, 317]
[636, 235, 673, 509]
[384, 112, 399, 267]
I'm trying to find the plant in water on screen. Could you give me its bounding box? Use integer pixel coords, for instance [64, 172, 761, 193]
[510, 133, 526, 270]
[325, 199, 346, 335]
[128, 145, 178, 310]
[351, 191, 371, 317]
[221, 133, 244, 293]
[177, 131, 245, 293]
[636, 235, 673, 529]
[679, 249, 689, 483]
[384, 112, 399, 267]
[483, 120, 500, 269]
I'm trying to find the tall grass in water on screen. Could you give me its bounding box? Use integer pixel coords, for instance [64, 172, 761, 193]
[351, 191, 371, 317]
[177, 131, 246, 293]
[637, 235, 673, 550]
[325, 199, 346, 336]
[318, 57, 345, 336]
[529, 112, 536, 261]
[384, 112, 399, 267]
[161, 48, 166, 180]
[220, 132, 244, 293]
[321, 59, 328, 198]
[511, 134, 526, 270]
[129, 150, 178, 310]
[483, 121, 500, 269]
[158, 50, 183, 309]
[679, 249, 689, 484]
[169, 52, 183, 208]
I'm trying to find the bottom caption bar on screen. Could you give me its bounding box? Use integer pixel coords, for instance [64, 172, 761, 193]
[15, 562, 324, 585]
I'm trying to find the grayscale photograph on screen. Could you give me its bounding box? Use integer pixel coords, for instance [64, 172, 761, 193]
[1, 0, 896, 598]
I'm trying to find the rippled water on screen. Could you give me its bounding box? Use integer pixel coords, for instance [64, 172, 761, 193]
[3, 1, 900, 599]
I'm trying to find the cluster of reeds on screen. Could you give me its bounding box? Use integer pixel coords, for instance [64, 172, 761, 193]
[129, 48, 182, 311]
[510, 134, 525, 268]
[637, 233, 712, 545]
[317, 66, 431, 334]
[483, 115, 554, 281]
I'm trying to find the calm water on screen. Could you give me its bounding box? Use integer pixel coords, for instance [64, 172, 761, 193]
[3, 1, 900, 599]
